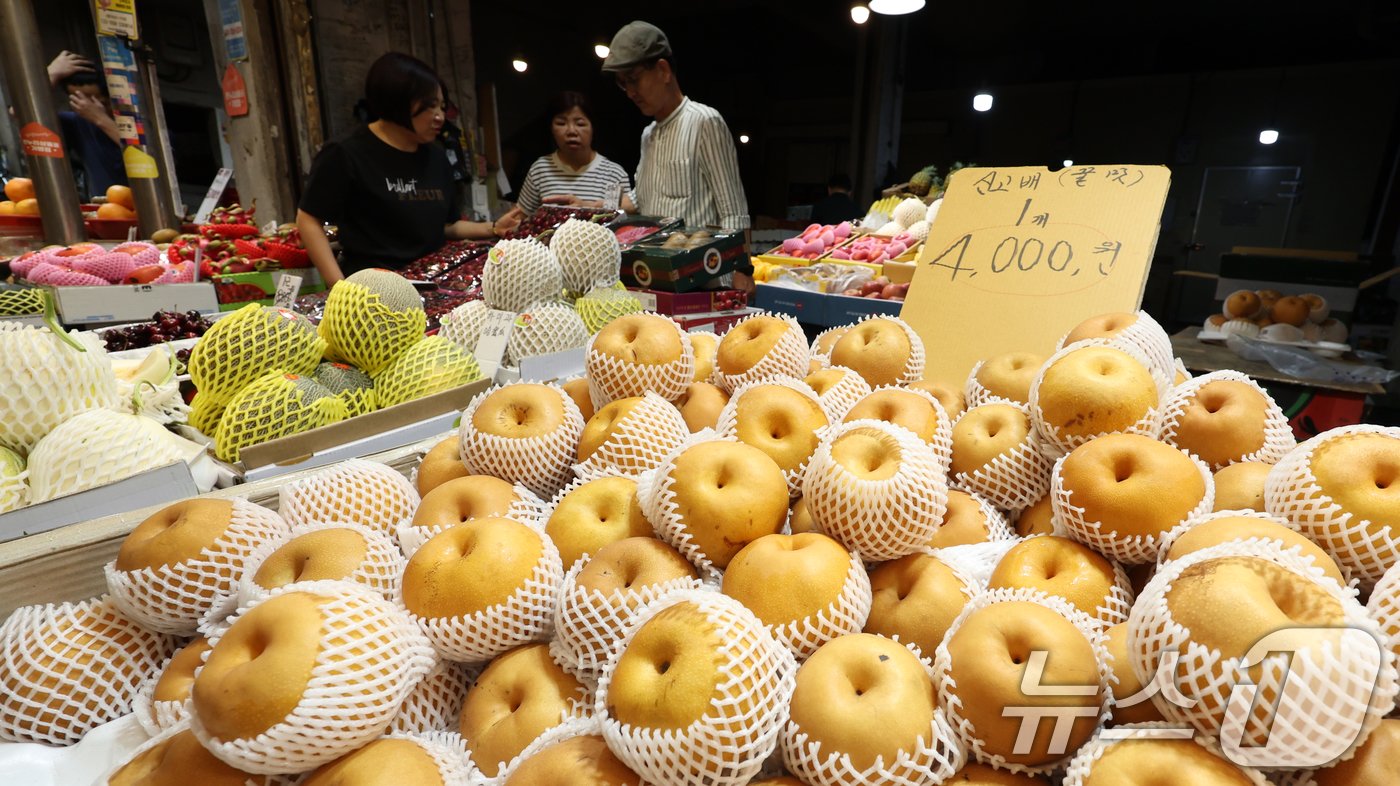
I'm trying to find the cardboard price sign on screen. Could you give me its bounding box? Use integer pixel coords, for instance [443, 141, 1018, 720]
[901, 164, 1171, 385]
[473, 308, 517, 379]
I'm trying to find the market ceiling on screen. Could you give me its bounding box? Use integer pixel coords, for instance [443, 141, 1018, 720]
[473, 0, 1400, 89]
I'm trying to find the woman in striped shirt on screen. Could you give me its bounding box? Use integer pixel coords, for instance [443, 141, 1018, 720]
[515, 91, 634, 214]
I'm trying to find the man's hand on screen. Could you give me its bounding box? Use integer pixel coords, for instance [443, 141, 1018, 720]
[48, 51, 94, 86]
[69, 92, 110, 125]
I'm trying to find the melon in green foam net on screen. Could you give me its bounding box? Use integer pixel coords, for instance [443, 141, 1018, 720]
[372, 336, 482, 409]
[214, 371, 349, 463]
[317, 269, 426, 376]
[312, 361, 378, 417]
[187, 304, 325, 407]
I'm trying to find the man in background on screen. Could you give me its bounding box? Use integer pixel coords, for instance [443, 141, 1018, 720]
[811, 173, 860, 226]
[601, 21, 754, 292]
[47, 50, 126, 200]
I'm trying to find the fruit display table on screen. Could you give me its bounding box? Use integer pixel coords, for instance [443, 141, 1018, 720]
[1171, 326, 1384, 437]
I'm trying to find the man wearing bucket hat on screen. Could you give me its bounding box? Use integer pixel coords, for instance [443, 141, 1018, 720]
[601, 20, 755, 290]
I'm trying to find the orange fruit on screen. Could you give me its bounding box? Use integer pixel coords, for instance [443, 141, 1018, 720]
[106, 185, 136, 211]
[4, 178, 34, 202]
[0, 201, 15, 216]
[15, 198, 40, 216]
[97, 202, 136, 220]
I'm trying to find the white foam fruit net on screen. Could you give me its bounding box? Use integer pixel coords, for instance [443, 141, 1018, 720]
[551, 557, 704, 678]
[830, 315, 927, 389]
[105, 497, 290, 636]
[941, 486, 1017, 546]
[847, 385, 954, 477]
[639, 432, 788, 579]
[986, 538, 1136, 629]
[807, 365, 873, 421]
[1158, 370, 1296, 470]
[1265, 425, 1400, 588]
[277, 457, 420, 538]
[131, 637, 211, 737]
[962, 360, 1002, 410]
[1061, 722, 1270, 786]
[397, 479, 548, 558]
[574, 391, 692, 481]
[189, 580, 436, 774]
[1028, 339, 1170, 457]
[934, 540, 1022, 588]
[458, 382, 587, 499]
[596, 590, 799, 786]
[1125, 541, 1398, 770]
[715, 376, 834, 498]
[101, 724, 288, 786]
[801, 419, 949, 563]
[740, 547, 874, 662]
[934, 587, 1113, 776]
[403, 517, 564, 663]
[438, 298, 490, 354]
[0, 320, 119, 456]
[483, 237, 565, 312]
[585, 313, 696, 407]
[1054, 310, 1177, 386]
[0, 595, 178, 745]
[25, 408, 205, 504]
[0, 448, 28, 514]
[388, 656, 474, 734]
[781, 638, 966, 786]
[808, 326, 848, 368]
[235, 521, 405, 609]
[505, 302, 591, 367]
[553, 217, 622, 295]
[1154, 508, 1316, 572]
[714, 312, 812, 394]
[949, 399, 1055, 512]
[1367, 560, 1400, 671]
[1050, 443, 1216, 566]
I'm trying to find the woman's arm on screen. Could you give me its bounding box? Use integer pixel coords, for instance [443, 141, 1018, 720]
[297, 209, 344, 286]
[445, 206, 525, 241]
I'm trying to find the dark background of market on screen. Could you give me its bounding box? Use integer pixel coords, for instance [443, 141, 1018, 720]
[7, 0, 1400, 352]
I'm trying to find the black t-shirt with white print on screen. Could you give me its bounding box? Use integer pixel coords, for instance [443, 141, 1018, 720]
[300, 125, 461, 274]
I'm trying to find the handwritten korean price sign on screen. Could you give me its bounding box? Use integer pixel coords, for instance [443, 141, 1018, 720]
[901, 164, 1170, 385]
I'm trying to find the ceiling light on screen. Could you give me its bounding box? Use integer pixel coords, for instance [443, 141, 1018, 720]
[869, 0, 926, 14]
[739, 134, 751, 144]
[594, 44, 610, 59]
[1063, 159, 1074, 167]
[973, 92, 994, 112]
[850, 5, 871, 23]
[1259, 129, 1279, 145]
[511, 59, 528, 73]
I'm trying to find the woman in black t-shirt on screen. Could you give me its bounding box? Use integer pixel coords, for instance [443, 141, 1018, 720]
[297, 53, 523, 284]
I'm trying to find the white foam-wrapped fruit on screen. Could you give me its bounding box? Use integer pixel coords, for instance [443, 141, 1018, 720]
[505, 302, 590, 367]
[553, 217, 622, 294]
[27, 408, 207, 504]
[483, 237, 564, 312]
[459, 382, 586, 499]
[585, 312, 695, 407]
[0, 304, 119, 454]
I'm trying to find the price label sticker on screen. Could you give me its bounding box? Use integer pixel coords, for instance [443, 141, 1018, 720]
[273, 273, 303, 309]
[195, 168, 234, 224]
[635, 291, 658, 311]
[903, 164, 1171, 385]
[473, 308, 517, 378]
[127, 225, 138, 242]
[262, 220, 278, 235]
[518, 346, 586, 382]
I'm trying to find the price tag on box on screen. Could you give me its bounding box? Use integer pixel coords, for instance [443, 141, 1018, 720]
[474, 308, 517, 378]
[902, 165, 1170, 385]
[273, 273, 303, 309]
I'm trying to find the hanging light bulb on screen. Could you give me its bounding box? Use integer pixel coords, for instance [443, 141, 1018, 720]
[511, 59, 528, 73]
[850, 5, 871, 23]
[1259, 129, 1279, 145]
[1063, 159, 1074, 167]
[869, 0, 926, 14]
[739, 134, 751, 144]
[973, 92, 994, 112]
[594, 44, 610, 59]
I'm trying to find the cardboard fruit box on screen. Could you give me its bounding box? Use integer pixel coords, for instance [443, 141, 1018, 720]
[627, 287, 748, 315]
[211, 269, 325, 311]
[620, 230, 749, 292]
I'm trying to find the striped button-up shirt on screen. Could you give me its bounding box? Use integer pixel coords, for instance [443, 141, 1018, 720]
[632, 97, 750, 231]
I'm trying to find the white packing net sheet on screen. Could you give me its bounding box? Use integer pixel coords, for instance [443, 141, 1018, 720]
[1125, 540, 1398, 771]
[1158, 370, 1296, 470]
[403, 517, 565, 664]
[740, 547, 874, 662]
[595, 590, 798, 786]
[105, 497, 290, 637]
[934, 587, 1113, 776]
[189, 580, 436, 775]
[459, 382, 587, 500]
[715, 312, 812, 394]
[1367, 560, 1400, 672]
[1264, 425, 1400, 588]
[1054, 310, 1177, 386]
[1061, 722, 1270, 786]
[807, 365, 872, 422]
[573, 391, 692, 482]
[387, 656, 474, 734]
[277, 458, 421, 539]
[949, 399, 1055, 512]
[0, 595, 178, 746]
[801, 419, 949, 563]
[828, 315, 926, 388]
[1050, 443, 1216, 566]
[130, 637, 211, 737]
